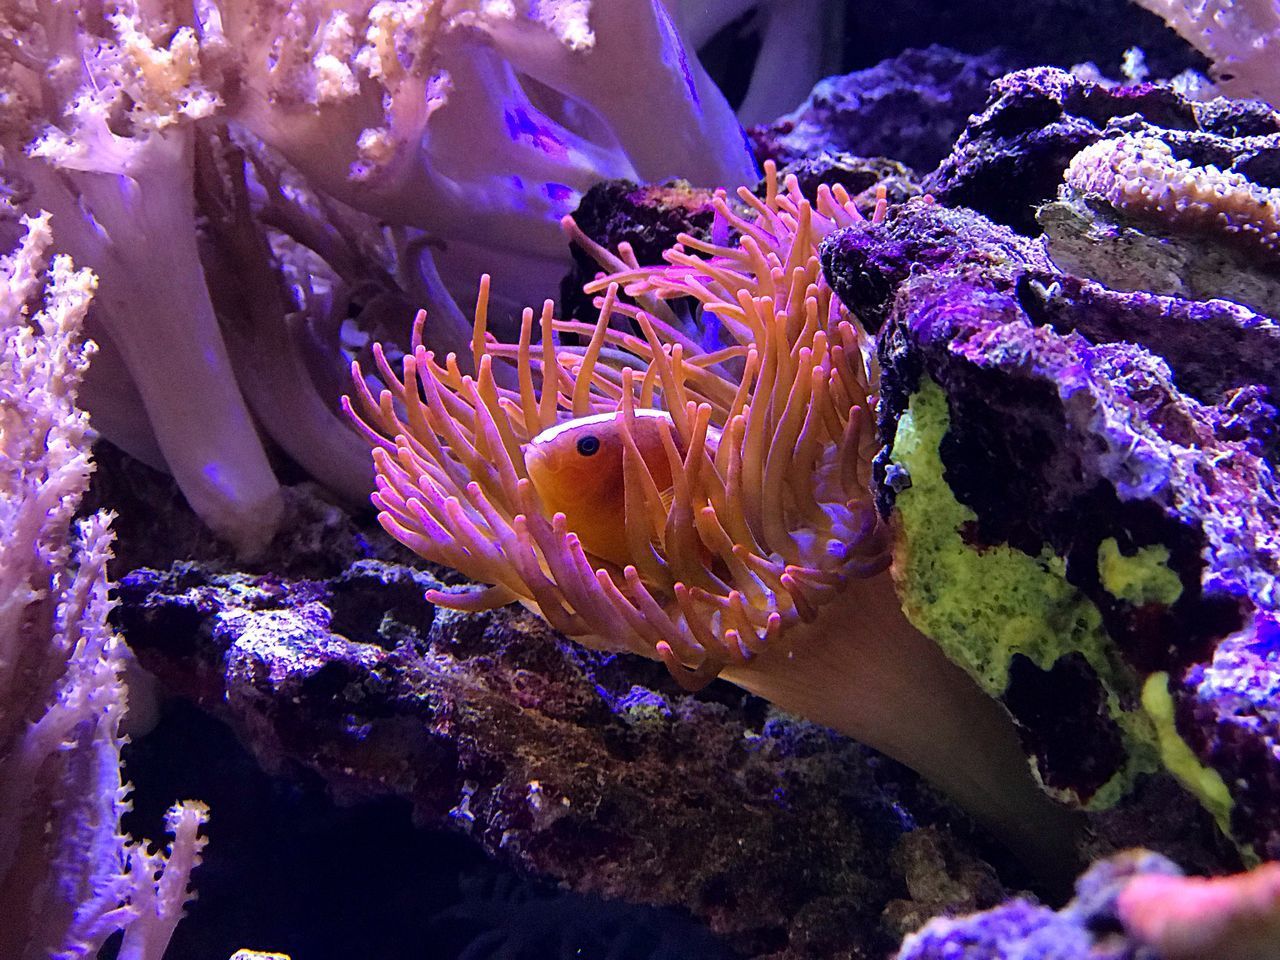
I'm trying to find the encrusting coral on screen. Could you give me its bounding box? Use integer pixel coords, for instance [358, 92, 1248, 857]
[1064, 134, 1280, 262]
[0, 213, 207, 959]
[1041, 113, 1280, 317]
[347, 163, 1081, 870]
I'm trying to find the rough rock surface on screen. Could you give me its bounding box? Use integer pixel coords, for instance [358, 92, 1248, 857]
[821, 197, 1280, 858]
[751, 46, 1012, 173]
[775, 154, 924, 210]
[895, 850, 1176, 960]
[559, 179, 718, 325]
[102, 453, 1013, 960]
[834, 0, 1200, 81]
[924, 68, 1203, 233]
[898, 850, 1280, 960]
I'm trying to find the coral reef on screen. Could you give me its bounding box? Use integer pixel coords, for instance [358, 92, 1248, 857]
[821, 188, 1280, 856]
[1062, 135, 1280, 263]
[346, 165, 1082, 869]
[6, 3, 1276, 957]
[0, 214, 206, 957]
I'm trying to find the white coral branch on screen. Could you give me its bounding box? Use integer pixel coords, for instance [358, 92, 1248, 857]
[0, 211, 209, 960]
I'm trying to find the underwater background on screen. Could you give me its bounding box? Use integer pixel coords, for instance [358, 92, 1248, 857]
[2, 0, 1279, 958]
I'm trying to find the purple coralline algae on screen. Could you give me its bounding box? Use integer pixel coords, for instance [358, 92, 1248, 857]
[558, 179, 719, 324]
[898, 850, 1280, 960]
[751, 46, 1013, 173]
[895, 850, 1177, 960]
[820, 179, 1280, 857]
[924, 67, 1204, 232]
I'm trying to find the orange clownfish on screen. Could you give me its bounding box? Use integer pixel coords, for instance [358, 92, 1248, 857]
[524, 409, 718, 567]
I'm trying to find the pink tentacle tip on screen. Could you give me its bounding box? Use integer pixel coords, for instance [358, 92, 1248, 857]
[656, 640, 720, 692]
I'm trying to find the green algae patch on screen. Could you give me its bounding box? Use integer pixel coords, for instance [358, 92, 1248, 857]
[1140, 672, 1239, 846]
[1098, 539, 1183, 605]
[889, 378, 1159, 807]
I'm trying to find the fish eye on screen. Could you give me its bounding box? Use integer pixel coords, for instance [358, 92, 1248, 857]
[576, 434, 601, 457]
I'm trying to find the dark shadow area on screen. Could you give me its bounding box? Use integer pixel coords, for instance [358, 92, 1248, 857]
[118, 701, 738, 960]
[840, 0, 1204, 77]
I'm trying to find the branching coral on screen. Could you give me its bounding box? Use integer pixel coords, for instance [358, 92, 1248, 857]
[0, 212, 207, 959]
[347, 164, 1082, 869]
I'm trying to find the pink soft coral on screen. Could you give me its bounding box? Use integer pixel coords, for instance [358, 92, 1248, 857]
[0, 212, 208, 960]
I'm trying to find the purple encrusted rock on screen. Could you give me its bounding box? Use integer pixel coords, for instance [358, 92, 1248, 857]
[895, 850, 1177, 960]
[751, 46, 1013, 173]
[821, 197, 1280, 856]
[1178, 612, 1280, 861]
[774, 153, 923, 211]
[113, 549, 1010, 960]
[826, 0, 1199, 84]
[559, 179, 717, 324]
[924, 67, 1201, 233]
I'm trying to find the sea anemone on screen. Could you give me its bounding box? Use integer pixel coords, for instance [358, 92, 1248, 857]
[347, 165, 885, 682]
[345, 163, 1081, 870]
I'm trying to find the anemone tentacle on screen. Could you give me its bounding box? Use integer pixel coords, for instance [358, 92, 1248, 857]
[346, 162, 890, 688]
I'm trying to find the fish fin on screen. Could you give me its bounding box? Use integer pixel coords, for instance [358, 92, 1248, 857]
[659, 486, 676, 515]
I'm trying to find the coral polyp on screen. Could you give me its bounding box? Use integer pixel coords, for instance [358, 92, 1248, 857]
[346, 165, 889, 689]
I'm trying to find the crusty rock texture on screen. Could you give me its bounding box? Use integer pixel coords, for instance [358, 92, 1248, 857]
[924, 67, 1202, 232]
[107, 473, 1011, 960]
[751, 46, 1012, 173]
[822, 193, 1280, 859]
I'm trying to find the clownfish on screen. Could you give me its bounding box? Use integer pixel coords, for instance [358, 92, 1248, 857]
[524, 409, 718, 567]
